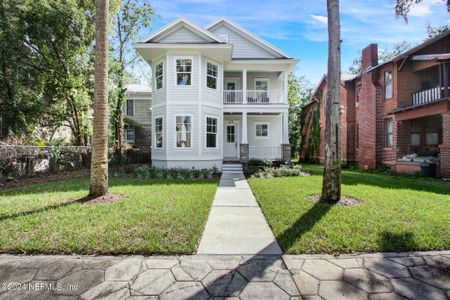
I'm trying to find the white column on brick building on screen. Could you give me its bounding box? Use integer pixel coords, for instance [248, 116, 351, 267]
[242, 111, 248, 144]
[282, 112, 289, 144]
[242, 69, 247, 104]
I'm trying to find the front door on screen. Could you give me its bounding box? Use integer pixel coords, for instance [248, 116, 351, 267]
[224, 124, 238, 158]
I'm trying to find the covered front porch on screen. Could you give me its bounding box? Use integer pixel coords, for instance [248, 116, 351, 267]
[223, 112, 290, 163]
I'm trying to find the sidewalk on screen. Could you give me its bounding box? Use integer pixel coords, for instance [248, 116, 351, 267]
[0, 251, 449, 299]
[197, 170, 282, 255]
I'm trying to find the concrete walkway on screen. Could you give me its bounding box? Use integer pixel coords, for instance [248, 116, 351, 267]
[197, 170, 282, 255]
[0, 251, 449, 299]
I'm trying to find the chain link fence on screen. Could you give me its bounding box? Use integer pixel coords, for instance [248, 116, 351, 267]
[0, 145, 91, 181]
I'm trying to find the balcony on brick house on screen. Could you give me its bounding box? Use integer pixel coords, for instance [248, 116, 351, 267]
[409, 60, 450, 108]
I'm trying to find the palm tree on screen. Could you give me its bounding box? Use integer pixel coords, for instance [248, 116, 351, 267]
[321, 0, 342, 203]
[90, 0, 110, 196]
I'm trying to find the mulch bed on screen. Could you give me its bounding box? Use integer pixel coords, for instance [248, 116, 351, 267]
[308, 194, 363, 206]
[80, 193, 126, 205]
[0, 169, 90, 191]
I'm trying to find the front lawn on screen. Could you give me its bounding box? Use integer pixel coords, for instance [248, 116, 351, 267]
[249, 164, 450, 254]
[0, 178, 218, 254]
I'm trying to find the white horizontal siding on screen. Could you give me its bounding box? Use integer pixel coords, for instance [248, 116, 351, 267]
[209, 24, 281, 59]
[156, 26, 210, 44]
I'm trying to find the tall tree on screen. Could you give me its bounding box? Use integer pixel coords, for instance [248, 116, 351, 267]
[426, 23, 449, 39]
[321, 0, 342, 203]
[110, 0, 154, 159]
[90, 0, 110, 196]
[395, 0, 449, 20]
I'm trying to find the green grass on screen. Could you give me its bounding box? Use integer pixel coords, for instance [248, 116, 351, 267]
[0, 178, 218, 255]
[249, 164, 450, 254]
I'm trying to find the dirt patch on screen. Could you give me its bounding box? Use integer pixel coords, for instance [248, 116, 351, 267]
[308, 195, 362, 206]
[81, 193, 126, 205]
[0, 169, 90, 191]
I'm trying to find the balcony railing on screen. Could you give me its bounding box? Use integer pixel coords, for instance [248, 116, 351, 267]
[249, 146, 282, 160]
[223, 90, 283, 104]
[412, 86, 445, 106]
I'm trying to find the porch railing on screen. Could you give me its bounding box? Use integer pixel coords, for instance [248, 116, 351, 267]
[223, 90, 283, 104]
[412, 86, 443, 106]
[249, 146, 282, 160]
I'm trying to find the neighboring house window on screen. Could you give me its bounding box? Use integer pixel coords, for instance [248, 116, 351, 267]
[155, 62, 163, 90]
[126, 99, 134, 116]
[155, 117, 163, 149]
[384, 71, 393, 99]
[206, 62, 218, 89]
[356, 86, 361, 102]
[206, 117, 217, 148]
[255, 123, 269, 138]
[176, 58, 192, 86]
[175, 115, 192, 148]
[385, 119, 393, 147]
[126, 129, 135, 144]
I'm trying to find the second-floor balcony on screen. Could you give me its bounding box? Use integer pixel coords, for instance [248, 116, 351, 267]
[223, 90, 283, 104]
[412, 85, 450, 106]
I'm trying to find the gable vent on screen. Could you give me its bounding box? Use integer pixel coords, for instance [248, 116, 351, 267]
[217, 34, 229, 43]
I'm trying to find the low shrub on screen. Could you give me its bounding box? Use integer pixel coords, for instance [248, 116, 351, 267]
[252, 165, 306, 178]
[131, 165, 220, 180]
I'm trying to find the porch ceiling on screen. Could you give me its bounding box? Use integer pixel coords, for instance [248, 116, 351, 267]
[393, 98, 450, 121]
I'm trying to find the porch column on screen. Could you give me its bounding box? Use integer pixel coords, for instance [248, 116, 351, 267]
[242, 69, 247, 104]
[283, 70, 288, 104]
[242, 112, 248, 144]
[440, 111, 450, 178]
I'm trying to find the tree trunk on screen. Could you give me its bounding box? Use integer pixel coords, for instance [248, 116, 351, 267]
[321, 0, 342, 203]
[90, 0, 109, 197]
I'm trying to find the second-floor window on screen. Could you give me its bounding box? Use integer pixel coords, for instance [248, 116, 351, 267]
[155, 117, 163, 149]
[126, 99, 134, 116]
[206, 62, 218, 89]
[384, 71, 392, 99]
[385, 119, 393, 147]
[176, 58, 192, 86]
[176, 115, 192, 148]
[155, 62, 163, 90]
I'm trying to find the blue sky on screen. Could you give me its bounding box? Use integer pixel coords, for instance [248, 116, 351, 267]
[135, 0, 449, 86]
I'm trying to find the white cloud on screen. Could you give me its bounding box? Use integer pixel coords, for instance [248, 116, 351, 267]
[311, 14, 328, 24]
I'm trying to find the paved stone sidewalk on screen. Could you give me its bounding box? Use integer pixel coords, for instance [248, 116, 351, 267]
[197, 171, 282, 255]
[0, 251, 449, 299]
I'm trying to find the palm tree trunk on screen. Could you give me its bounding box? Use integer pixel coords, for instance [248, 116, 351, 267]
[321, 0, 342, 202]
[90, 0, 109, 197]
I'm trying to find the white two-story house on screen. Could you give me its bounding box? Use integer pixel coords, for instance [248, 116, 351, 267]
[134, 17, 297, 170]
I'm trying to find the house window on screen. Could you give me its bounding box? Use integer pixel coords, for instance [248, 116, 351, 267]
[384, 71, 393, 99]
[385, 119, 393, 147]
[175, 115, 192, 148]
[155, 62, 163, 90]
[155, 117, 163, 148]
[176, 58, 192, 86]
[206, 62, 218, 89]
[356, 86, 361, 102]
[126, 129, 135, 144]
[255, 79, 269, 91]
[206, 117, 217, 148]
[255, 123, 269, 138]
[226, 125, 235, 143]
[126, 99, 134, 116]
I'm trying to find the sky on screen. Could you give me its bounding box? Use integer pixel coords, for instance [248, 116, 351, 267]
[133, 0, 449, 86]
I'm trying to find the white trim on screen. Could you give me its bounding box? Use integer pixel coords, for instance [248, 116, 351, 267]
[205, 59, 219, 90]
[174, 56, 194, 87]
[206, 17, 293, 59]
[125, 99, 135, 116]
[205, 115, 219, 149]
[141, 17, 223, 43]
[154, 116, 164, 149]
[254, 78, 270, 91]
[174, 114, 194, 149]
[154, 60, 164, 91]
[254, 122, 269, 139]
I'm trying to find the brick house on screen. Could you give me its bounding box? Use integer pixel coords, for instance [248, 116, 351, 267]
[301, 31, 450, 178]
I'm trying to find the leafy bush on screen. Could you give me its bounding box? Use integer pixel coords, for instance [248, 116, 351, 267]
[132, 165, 219, 180]
[252, 165, 306, 178]
[248, 159, 272, 167]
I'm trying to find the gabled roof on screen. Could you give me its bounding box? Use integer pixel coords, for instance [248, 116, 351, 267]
[368, 29, 450, 72]
[141, 17, 224, 44]
[205, 17, 293, 59]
